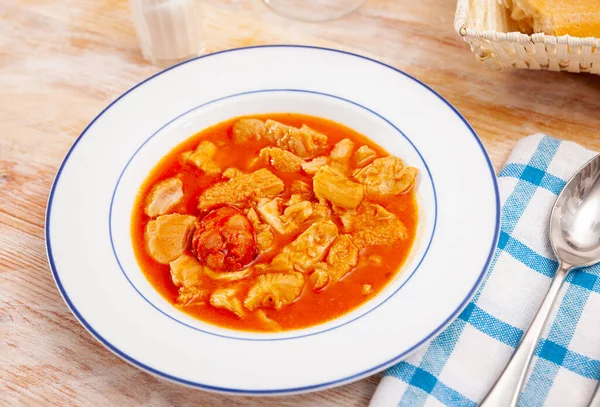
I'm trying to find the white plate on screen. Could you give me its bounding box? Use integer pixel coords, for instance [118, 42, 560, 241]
[46, 45, 499, 395]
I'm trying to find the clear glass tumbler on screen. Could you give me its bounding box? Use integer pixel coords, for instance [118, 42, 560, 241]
[130, 0, 206, 66]
[263, 0, 367, 22]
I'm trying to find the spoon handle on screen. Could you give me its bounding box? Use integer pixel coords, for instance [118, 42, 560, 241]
[480, 262, 571, 407]
[590, 381, 600, 407]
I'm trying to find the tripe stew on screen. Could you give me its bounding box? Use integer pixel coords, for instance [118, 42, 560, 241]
[131, 113, 418, 332]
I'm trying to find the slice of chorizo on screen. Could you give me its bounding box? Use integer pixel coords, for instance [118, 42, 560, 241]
[192, 206, 257, 272]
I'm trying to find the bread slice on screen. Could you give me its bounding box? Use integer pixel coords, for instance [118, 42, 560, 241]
[503, 0, 600, 37]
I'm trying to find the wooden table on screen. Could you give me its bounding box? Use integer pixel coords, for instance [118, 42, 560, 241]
[2, 0, 600, 405]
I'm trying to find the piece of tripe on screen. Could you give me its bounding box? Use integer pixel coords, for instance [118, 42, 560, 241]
[197, 168, 284, 210]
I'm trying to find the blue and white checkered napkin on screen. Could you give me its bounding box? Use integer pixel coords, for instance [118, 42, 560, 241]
[371, 135, 600, 407]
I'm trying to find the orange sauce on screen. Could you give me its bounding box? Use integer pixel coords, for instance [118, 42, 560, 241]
[131, 113, 418, 332]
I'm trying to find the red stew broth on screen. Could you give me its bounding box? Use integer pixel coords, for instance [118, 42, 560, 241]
[131, 113, 418, 332]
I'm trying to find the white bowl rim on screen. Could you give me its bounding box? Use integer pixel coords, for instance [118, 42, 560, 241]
[108, 88, 438, 341]
[45, 45, 500, 395]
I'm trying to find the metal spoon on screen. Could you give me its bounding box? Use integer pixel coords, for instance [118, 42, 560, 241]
[481, 154, 600, 407]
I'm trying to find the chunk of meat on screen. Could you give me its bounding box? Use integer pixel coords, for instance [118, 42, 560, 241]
[353, 156, 417, 196]
[259, 147, 305, 172]
[170, 253, 203, 287]
[271, 220, 339, 272]
[329, 138, 354, 167]
[246, 207, 261, 225]
[280, 201, 313, 232]
[301, 156, 328, 175]
[232, 118, 269, 143]
[232, 119, 328, 158]
[247, 208, 274, 252]
[285, 182, 315, 207]
[222, 167, 243, 179]
[192, 206, 257, 271]
[340, 203, 408, 248]
[255, 310, 281, 331]
[247, 208, 273, 250]
[291, 180, 314, 201]
[204, 266, 252, 282]
[323, 234, 359, 282]
[354, 145, 378, 168]
[144, 177, 184, 217]
[210, 287, 244, 317]
[182, 141, 221, 176]
[310, 235, 358, 288]
[313, 166, 364, 210]
[256, 230, 274, 252]
[330, 202, 350, 217]
[145, 214, 196, 264]
[177, 285, 209, 306]
[285, 194, 307, 207]
[309, 266, 330, 291]
[257, 198, 284, 234]
[244, 272, 304, 311]
[310, 201, 331, 222]
[256, 198, 313, 236]
[198, 168, 284, 210]
[265, 120, 328, 158]
[252, 263, 272, 275]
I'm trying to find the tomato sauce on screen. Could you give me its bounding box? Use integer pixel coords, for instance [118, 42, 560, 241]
[131, 113, 418, 332]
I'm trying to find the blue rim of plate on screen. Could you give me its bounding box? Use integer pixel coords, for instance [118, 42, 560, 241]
[108, 88, 438, 341]
[46, 45, 501, 395]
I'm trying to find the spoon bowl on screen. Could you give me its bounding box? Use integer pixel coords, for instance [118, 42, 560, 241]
[550, 155, 600, 267]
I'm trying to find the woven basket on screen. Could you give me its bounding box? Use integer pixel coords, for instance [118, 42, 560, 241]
[454, 0, 600, 75]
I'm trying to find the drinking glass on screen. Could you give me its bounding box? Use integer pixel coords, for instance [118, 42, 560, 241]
[130, 0, 206, 66]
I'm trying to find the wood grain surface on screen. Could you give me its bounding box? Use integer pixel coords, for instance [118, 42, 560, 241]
[1, 0, 600, 406]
